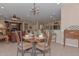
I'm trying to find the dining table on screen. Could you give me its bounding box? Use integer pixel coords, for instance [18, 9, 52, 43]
[23, 34, 45, 56]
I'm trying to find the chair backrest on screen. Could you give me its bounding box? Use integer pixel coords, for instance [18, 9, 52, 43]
[14, 31, 20, 44]
[45, 30, 52, 46]
[14, 31, 23, 45]
[48, 31, 52, 46]
[15, 31, 24, 56]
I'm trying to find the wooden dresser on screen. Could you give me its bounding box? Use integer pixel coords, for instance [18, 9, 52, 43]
[64, 30, 79, 47]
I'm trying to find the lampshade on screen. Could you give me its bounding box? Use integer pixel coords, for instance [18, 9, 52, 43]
[0, 23, 6, 30]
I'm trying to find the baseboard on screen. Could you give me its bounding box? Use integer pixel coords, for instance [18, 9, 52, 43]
[55, 40, 78, 48]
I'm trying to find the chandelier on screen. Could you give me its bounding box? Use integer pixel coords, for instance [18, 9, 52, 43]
[30, 3, 40, 30]
[31, 3, 40, 15]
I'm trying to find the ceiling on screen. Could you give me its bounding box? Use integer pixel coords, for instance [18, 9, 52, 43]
[0, 3, 61, 24]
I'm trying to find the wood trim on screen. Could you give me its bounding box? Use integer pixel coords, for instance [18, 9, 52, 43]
[64, 30, 79, 47]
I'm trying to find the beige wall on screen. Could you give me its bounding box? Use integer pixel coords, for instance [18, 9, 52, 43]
[61, 4, 79, 47]
[61, 3, 79, 30]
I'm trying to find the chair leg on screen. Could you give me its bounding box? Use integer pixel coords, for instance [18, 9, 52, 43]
[43, 51, 45, 56]
[49, 48, 51, 56]
[17, 48, 19, 56]
[78, 40, 79, 48]
[17, 49, 24, 56]
[17, 50, 18, 56]
[21, 50, 24, 56]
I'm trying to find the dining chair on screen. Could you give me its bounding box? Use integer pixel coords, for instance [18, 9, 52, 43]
[52, 31, 57, 42]
[14, 31, 32, 56]
[36, 30, 52, 56]
[0, 32, 9, 43]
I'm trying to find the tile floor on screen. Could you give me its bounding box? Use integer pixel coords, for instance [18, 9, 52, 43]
[0, 42, 79, 56]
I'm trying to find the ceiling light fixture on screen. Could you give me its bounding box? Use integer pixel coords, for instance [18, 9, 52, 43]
[50, 16, 53, 18]
[30, 3, 40, 30]
[1, 6, 4, 9]
[57, 3, 60, 5]
[27, 15, 30, 17]
[31, 3, 40, 15]
[0, 13, 2, 15]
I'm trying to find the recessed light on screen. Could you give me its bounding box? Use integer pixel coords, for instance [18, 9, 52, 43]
[1, 6, 4, 9]
[0, 13, 2, 15]
[27, 15, 30, 17]
[57, 3, 60, 5]
[50, 16, 53, 18]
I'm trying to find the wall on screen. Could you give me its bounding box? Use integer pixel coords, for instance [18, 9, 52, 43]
[61, 3, 79, 47]
[53, 30, 61, 43]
